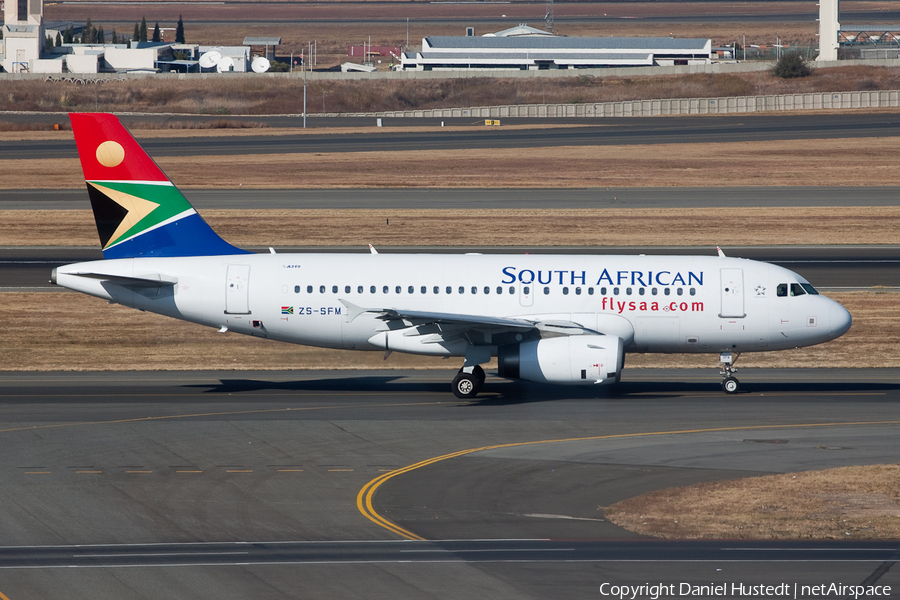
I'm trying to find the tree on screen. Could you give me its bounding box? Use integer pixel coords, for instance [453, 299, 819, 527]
[111, 29, 118, 45]
[152, 22, 161, 43]
[133, 23, 140, 42]
[83, 18, 93, 44]
[139, 17, 148, 43]
[175, 15, 185, 44]
[55, 31, 62, 47]
[63, 26, 74, 44]
[96, 26, 104, 44]
[45, 35, 53, 52]
[772, 51, 811, 79]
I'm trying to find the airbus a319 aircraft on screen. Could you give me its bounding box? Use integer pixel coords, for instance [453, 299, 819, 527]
[53, 113, 852, 398]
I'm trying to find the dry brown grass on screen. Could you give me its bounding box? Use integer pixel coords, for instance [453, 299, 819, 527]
[0, 291, 886, 371]
[6, 136, 900, 190]
[2, 206, 899, 247]
[605, 464, 900, 539]
[8, 67, 900, 114]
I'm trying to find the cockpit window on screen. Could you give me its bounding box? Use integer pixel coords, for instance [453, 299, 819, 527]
[800, 283, 819, 295]
[790, 283, 806, 297]
[776, 284, 788, 297]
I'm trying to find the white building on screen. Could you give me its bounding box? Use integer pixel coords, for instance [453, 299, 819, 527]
[401, 35, 712, 71]
[2, 0, 45, 72]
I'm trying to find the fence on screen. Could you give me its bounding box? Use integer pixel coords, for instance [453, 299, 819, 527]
[372, 90, 900, 118]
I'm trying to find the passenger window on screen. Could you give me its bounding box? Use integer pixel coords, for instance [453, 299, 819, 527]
[446, 286, 452, 294]
[777, 284, 788, 297]
[459, 286, 464, 294]
[651, 288, 657, 296]
[357, 286, 363, 293]
[396, 286, 401, 294]
[421, 286, 427, 294]
[332, 285, 338, 293]
[575, 287, 581, 295]
[543, 287, 550, 295]
[626, 287, 632, 295]
[319, 285, 325, 294]
[690, 287, 696, 296]
[523, 286, 530, 295]
[307, 285, 313, 294]
[638, 287, 645, 296]
[484, 286, 490, 294]
[677, 288, 683, 296]
[408, 286, 414, 294]
[588, 287, 594, 295]
[383, 285, 389, 294]
[496, 286, 502, 294]
[563, 287, 569, 295]
[790, 283, 806, 296]
[344, 285, 351, 293]
[601, 287, 607, 295]
[370, 285, 376, 294]
[294, 285, 300, 293]
[471, 286, 477, 294]
[434, 286, 440, 294]
[664, 288, 670, 296]
[508, 286, 515, 294]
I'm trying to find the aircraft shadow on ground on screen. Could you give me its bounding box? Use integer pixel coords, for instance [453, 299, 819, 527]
[192, 376, 900, 406]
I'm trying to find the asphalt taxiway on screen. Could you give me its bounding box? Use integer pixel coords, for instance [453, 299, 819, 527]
[0, 369, 899, 599]
[7, 113, 900, 160]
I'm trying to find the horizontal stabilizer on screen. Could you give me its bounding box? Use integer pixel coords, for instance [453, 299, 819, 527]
[69, 272, 177, 288]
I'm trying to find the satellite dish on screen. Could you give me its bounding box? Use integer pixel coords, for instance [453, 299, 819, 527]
[216, 56, 235, 73]
[251, 56, 270, 73]
[199, 50, 221, 69]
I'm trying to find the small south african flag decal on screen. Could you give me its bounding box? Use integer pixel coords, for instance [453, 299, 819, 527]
[281, 306, 293, 315]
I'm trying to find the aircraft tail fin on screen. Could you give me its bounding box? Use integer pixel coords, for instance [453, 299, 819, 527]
[69, 112, 248, 258]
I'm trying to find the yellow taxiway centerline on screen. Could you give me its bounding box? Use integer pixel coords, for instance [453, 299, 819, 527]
[357, 419, 900, 540]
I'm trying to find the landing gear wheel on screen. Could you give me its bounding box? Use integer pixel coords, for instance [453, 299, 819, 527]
[722, 376, 740, 394]
[452, 373, 479, 399]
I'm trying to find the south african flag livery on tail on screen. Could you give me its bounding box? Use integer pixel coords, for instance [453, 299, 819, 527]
[70, 113, 248, 258]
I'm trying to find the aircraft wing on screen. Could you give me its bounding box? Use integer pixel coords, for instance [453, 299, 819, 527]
[339, 299, 595, 342]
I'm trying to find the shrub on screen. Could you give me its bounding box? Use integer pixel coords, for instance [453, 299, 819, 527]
[772, 51, 811, 79]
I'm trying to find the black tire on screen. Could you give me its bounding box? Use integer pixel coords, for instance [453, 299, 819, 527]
[722, 376, 740, 394]
[452, 373, 479, 399]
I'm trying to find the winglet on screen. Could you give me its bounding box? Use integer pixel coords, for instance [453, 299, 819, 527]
[369, 244, 379, 255]
[69, 113, 249, 259]
[717, 246, 726, 258]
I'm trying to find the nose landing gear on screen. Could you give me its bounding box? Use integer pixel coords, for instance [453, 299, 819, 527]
[719, 352, 741, 394]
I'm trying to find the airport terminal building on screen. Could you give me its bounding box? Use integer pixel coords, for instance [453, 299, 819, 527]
[400, 35, 712, 71]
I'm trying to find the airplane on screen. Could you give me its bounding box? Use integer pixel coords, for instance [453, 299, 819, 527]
[53, 113, 852, 398]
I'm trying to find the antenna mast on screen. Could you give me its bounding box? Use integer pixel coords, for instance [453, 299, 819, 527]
[544, 0, 554, 31]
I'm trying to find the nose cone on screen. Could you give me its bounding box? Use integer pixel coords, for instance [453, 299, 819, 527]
[829, 302, 852, 339]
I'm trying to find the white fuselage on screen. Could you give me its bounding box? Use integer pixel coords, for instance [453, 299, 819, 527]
[54, 252, 852, 358]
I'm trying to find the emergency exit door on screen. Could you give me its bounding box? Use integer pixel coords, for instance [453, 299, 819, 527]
[225, 264, 251, 314]
[719, 268, 745, 318]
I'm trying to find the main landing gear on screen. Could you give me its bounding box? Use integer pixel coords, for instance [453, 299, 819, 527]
[452, 365, 486, 399]
[719, 351, 741, 394]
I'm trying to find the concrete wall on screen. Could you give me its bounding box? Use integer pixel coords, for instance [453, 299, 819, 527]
[31, 58, 64, 73]
[104, 47, 155, 71]
[65, 53, 99, 74]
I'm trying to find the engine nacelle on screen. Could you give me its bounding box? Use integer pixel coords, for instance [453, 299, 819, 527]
[498, 335, 625, 385]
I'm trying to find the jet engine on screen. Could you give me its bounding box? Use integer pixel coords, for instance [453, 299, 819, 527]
[498, 335, 625, 385]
